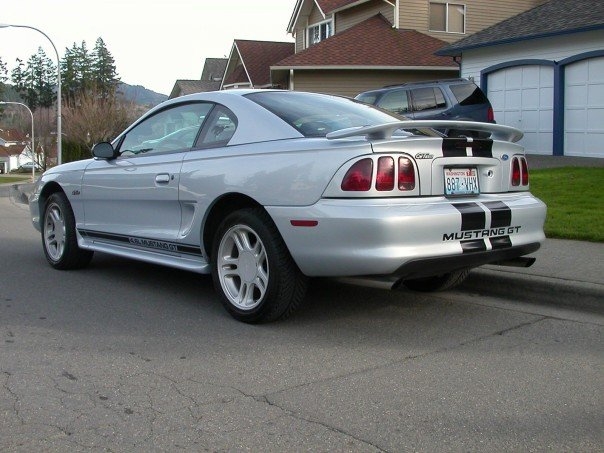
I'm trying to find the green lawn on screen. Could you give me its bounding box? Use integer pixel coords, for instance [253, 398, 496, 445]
[529, 167, 603, 242]
[0, 175, 31, 184]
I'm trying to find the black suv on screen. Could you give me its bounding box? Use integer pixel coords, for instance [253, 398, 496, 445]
[355, 78, 495, 136]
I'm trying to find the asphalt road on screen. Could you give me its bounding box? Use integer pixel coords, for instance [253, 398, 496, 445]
[1, 194, 602, 452]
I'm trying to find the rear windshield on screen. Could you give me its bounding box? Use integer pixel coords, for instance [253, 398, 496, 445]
[245, 91, 400, 137]
[449, 83, 490, 106]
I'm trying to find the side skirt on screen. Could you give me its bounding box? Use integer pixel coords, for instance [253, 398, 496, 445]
[77, 229, 210, 274]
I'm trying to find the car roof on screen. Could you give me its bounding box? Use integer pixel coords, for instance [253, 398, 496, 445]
[357, 78, 474, 96]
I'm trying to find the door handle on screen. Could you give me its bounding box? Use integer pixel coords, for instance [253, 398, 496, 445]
[155, 173, 171, 184]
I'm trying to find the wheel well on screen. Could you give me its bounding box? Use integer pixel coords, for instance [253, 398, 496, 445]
[38, 181, 65, 210]
[202, 193, 263, 258]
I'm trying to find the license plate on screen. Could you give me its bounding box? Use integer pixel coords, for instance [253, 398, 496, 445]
[444, 168, 479, 196]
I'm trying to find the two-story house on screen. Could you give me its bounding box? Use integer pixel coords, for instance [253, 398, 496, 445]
[264, 0, 548, 97]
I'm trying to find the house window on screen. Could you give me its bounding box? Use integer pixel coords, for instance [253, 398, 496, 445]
[308, 20, 332, 46]
[429, 2, 465, 34]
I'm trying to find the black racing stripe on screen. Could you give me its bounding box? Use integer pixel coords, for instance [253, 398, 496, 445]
[442, 138, 493, 158]
[484, 201, 512, 228]
[489, 236, 512, 250]
[470, 139, 493, 158]
[442, 138, 468, 157]
[461, 239, 487, 253]
[78, 229, 202, 256]
[453, 203, 486, 231]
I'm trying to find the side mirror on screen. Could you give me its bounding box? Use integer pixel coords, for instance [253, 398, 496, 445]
[91, 142, 119, 160]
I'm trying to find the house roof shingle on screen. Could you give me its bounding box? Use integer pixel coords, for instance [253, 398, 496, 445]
[437, 0, 604, 56]
[200, 58, 227, 82]
[170, 80, 222, 98]
[224, 40, 295, 87]
[275, 14, 456, 69]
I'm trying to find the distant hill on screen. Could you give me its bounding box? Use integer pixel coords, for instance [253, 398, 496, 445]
[0, 83, 168, 108]
[118, 83, 168, 107]
[1, 82, 168, 108]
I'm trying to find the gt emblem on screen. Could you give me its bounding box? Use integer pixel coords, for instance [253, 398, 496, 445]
[415, 153, 434, 159]
[72, 190, 81, 196]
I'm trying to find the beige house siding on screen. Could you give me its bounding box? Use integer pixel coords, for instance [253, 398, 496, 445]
[398, 0, 547, 44]
[336, 0, 395, 33]
[295, 30, 304, 52]
[309, 4, 327, 25]
[291, 69, 459, 97]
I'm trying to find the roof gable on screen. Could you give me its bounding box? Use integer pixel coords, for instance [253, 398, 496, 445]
[437, 0, 604, 55]
[276, 14, 456, 68]
[288, 0, 380, 32]
[223, 40, 295, 88]
[200, 58, 227, 82]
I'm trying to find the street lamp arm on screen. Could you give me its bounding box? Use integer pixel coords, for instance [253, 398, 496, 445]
[0, 23, 62, 165]
[0, 101, 35, 181]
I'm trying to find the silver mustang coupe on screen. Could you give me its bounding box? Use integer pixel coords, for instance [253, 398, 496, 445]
[29, 90, 546, 323]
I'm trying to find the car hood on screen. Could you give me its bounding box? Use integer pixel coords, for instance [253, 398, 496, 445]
[43, 158, 94, 175]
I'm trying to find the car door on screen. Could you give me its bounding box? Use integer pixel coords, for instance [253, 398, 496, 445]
[81, 102, 213, 241]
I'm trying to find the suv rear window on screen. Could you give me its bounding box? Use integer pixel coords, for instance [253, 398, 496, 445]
[449, 83, 489, 106]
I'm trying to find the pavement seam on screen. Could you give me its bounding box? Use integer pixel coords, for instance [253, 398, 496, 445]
[259, 317, 547, 428]
[259, 394, 387, 452]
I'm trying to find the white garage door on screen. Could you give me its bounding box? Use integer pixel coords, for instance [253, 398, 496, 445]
[487, 65, 554, 155]
[564, 56, 604, 158]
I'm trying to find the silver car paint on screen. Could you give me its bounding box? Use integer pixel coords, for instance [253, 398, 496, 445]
[30, 89, 546, 280]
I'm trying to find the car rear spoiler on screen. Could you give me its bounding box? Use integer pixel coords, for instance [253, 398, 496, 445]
[326, 120, 523, 143]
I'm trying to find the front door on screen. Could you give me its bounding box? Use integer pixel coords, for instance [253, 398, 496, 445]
[80, 101, 213, 242]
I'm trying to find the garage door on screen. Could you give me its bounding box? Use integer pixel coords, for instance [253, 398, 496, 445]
[564, 56, 604, 158]
[487, 65, 554, 155]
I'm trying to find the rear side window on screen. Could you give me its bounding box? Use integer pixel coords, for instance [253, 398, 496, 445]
[356, 92, 379, 104]
[410, 87, 447, 111]
[450, 83, 489, 105]
[377, 89, 410, 115]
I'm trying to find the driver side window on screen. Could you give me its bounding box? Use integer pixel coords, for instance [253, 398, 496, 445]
[119, 102, 213, 156]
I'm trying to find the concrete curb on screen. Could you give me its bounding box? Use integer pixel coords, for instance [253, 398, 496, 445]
[463, 268, 603, 314]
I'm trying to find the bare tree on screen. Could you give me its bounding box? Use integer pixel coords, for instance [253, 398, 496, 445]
[62, 90, 140, 160]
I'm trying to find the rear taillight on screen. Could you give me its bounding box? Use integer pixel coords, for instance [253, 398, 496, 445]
[399, 157, 415, 190]
[341, 158, 373, 191]
[487, 107, 495, 122]
[521, 158, 529, 185]
[376, 157, 394, 191]
[511, 156, 529, 187]
[340, 155, 417, 193]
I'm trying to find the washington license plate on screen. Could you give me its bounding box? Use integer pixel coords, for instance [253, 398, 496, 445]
[444, 168, 479, 196]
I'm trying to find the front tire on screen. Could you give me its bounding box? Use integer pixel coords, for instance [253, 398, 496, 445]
[403, 268, 471, 292]
[211, 208, 307, 323]
[42, 192, 93, 270]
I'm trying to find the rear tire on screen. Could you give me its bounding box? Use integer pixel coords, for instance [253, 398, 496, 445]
[211, 207, 307, 323]
[403, 268, 471, 292]
[42, 192, 93, 270]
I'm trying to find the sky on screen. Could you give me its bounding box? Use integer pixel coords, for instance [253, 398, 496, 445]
[1, 0, 295, 95]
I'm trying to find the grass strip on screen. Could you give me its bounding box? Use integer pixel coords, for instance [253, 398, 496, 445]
[529, 167, 603, 242]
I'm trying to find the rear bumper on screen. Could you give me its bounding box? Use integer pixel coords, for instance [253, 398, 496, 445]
[267, 192, 546, 278]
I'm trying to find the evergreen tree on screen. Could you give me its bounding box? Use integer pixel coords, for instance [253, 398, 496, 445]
[92, 37, 120, 100]
[61, 44, 79, 105]
[10, 47, 57, 110]
[0, 57, 7, 99]
[74, 41, 94, 95]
